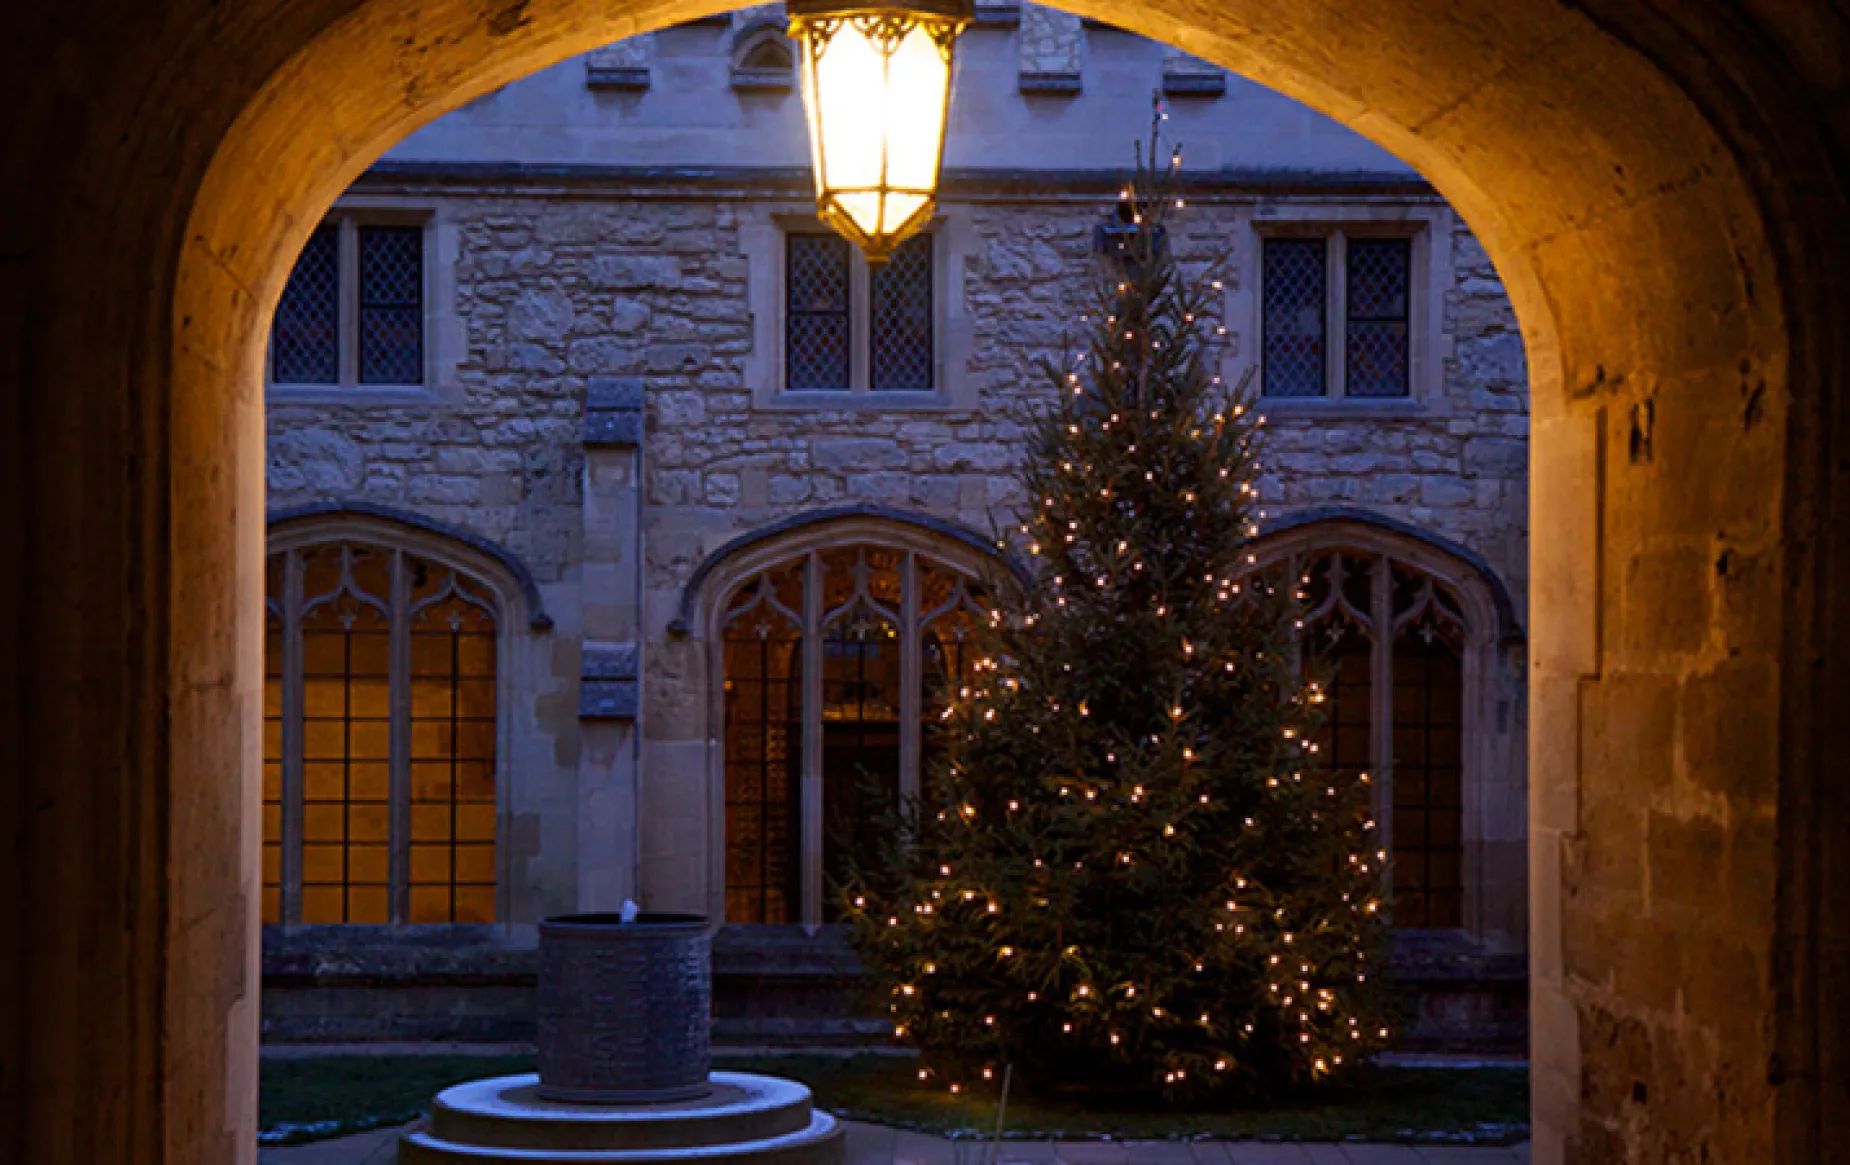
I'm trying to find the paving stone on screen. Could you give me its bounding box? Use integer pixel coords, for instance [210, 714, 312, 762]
[1112, 1142, 1196, 1165]
[843, 1120, 901, 1165]
[893, 1129, 961, 1165]
[1225, 1145, 1313, 1165]
[1414, 1148, 1528, 1164]
[257, 1123, 409, 1164]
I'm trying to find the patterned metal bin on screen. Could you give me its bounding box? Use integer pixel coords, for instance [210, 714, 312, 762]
[535, 913, 712, 1104]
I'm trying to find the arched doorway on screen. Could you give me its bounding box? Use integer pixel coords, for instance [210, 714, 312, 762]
[6, 3, 1847, 1163]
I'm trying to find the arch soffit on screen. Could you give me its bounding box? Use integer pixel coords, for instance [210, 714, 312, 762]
[266, 502, 554, 631]
[1247, 508, 1523, 645]
[674, 505, 1027, 636]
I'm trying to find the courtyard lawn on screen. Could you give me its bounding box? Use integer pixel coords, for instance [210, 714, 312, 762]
[258, 1054, 534, 1145]
[259, 1052, 1527, 1147]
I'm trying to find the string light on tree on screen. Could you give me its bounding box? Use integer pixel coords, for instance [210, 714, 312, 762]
[838, 96, 1390, 1100]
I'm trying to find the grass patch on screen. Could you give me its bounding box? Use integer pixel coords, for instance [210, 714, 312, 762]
[716, 1055, 1528, 1145]
[258, 1054, 532, 1146]
[259, 1052, 1527, 1147]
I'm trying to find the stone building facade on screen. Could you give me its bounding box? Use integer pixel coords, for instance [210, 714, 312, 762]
[260, 6, 1529, 1049]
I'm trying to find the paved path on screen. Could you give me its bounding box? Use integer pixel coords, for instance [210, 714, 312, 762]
[260, 1121, 1529, 1165]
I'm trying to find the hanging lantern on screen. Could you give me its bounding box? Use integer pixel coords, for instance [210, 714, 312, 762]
[788, 0, 972, 264]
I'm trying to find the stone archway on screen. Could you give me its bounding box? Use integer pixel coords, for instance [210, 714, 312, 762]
[4, 3, 1848, 1164]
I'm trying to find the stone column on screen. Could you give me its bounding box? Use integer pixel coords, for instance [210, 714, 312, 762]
[578, 378, 646, 911]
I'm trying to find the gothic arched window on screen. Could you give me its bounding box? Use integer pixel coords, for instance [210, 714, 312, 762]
[1247, 521, 1517, 934]
[263, 534, 503, 926]
[717, 538, 996, 926]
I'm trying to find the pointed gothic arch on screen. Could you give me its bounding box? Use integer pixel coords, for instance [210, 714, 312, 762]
[1243, 512, 1525, 944]
[685, 509, 1016, 928]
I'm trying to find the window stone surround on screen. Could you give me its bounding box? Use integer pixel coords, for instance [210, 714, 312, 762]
[740, 204, 978, 411]
[265, 198, 465, 408]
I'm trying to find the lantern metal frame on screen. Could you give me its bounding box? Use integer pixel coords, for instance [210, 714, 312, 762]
[787, 0, 973, 265]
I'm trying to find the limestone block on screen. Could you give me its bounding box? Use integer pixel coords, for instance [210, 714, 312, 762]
[584, 36, 653, 90]
[587, 253, 681, 291]
[268, 427, 365, 495]
[1018, 5, 1083, 93]
[509, 289, 576, 342]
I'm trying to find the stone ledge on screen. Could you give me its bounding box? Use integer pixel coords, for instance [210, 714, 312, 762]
[1162, 72, 1228, 97]
[1018, 73, 1082, 95]
[729, 67, 793, 92]
[585, 65, 651, 90]
[971, 1, 1020, 28]
[259, 926, 1523, 986]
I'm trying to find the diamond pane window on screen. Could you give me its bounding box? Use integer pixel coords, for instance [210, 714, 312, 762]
[787, 234, 853, 390]
[270, 216, 428, 391]
[1346, 238, 1411, 398]
[869, 234, 933, 391]
[359, 226, 424, 385]
[263, 534, 501, 925]
[272, 226, 341, 385]
[1262, 238, 1327, 398]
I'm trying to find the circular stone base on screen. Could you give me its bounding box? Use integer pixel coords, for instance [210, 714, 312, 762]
[399, 1071, 844, 1165]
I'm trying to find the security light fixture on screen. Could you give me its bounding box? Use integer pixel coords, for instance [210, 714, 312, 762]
[788, 0, 972, 264]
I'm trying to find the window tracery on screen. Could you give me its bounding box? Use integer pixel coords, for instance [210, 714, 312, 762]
[264, 536, 501, 925]
[719, 540, 996, 926]
[1266, 541, 1483, 930]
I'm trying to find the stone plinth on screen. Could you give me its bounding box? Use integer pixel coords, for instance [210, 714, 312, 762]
[398, 1072, 844, 1165]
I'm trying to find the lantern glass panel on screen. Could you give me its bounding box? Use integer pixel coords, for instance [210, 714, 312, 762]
[795, 5, 962, 259]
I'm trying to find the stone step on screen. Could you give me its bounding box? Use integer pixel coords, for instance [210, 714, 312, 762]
[400, 1107, 844, 1165]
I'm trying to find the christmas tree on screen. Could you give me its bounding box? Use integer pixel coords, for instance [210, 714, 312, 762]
[840, 104, 1393, 1100]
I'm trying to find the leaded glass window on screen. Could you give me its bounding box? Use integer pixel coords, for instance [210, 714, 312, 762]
[786, 234, 852, 390]
[1278, 547, 1469, 930]
[1260, 229, 1419, 400]
[269, 215, 427, 390]
[1345, 238, 1411, 398]
[1261, 238, 1327, 398]
[870, 235, 934, 391]
[721, 541, 996, 926]
[271, 226, 341, 385]
[262, 538, 499, 926]
[722, 564, 805, 924]
[359, 226, 425, 385]
[783, 231, 936, 395]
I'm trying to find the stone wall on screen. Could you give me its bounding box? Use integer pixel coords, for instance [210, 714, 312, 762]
[264, 181, 1530, 940]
